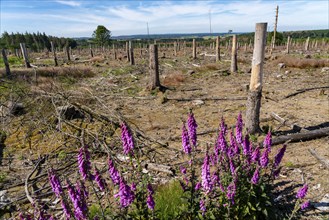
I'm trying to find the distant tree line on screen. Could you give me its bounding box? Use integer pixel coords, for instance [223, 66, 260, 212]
[0, 31, 77, 52]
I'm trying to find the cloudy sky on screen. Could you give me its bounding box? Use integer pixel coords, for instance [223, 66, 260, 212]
[1, 0, 328, 37]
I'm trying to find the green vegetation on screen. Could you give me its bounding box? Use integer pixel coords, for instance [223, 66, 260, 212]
[0, 56, 23, 68]
[92, 25, 111, 47]
[155, 181, 185, 219]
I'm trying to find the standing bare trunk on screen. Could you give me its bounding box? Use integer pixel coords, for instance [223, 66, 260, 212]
[50, 42, 58, 66]
[246, 23, 267, 134]
[1, 49, 11, 77]
[129, 41, 135, 65]
[126, 41, 130, 62]
[20, 43, 31, 68]
[192, 39, 196, 59]
[272, 5, 279, 50]
[66, 46, 71, 61]
[216, 36, 220, 62]
[89, 45, 94, 58]
[305, 37, 310, 51]
[174, 41, 177, 57]
[286, 36, 291, 54]
[149, 44, 161, 90]
[230, 35, 238, 73]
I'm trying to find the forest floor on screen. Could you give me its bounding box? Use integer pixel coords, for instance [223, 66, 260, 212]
[0, 44, 328, 219]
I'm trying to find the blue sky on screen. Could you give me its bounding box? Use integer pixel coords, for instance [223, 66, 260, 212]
[1, 0, 328, 37]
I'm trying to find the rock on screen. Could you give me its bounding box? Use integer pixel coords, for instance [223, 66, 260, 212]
[57, 105, 84, 120]
[0, 101, 25, 117]
[187, 70, 195, 75]
[278, 63, 286, 69]
[285, 70, 291, 74]
[321, 67, 329, 73]
[192, 99, 204, 106]
[304, 54, 311, 59]
[0, 190, 10, 205]
[314, 193, 329, 211]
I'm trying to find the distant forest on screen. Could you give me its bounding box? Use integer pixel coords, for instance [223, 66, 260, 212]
[0, 29, 328, 52]
[0, 32, 77, 51]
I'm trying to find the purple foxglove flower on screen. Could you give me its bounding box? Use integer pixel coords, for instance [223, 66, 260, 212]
[61, 200, 71, 220]
[200, 199, 206, 215]
[260, 148, 269, 168]
[19, 213, 32, 220]
[187, 112, 198, 147]
[301, 200, 310, 210]
[217, 131, 228, 153]
[147, 184, 154, 194]
[211, 173, 219, 187]
[226, 182, 236, 204]
[75, 182, 88, 219]
[195, 182, 201, 191]
[296, 184, 308, 199]
[251, 146, 260, 163]
[274, 145, 287, 168]
[263, 131, 272, 152]
[48, 169, 63, 197]
[67, 180, 85, 220]
[108, 158, 121, 185]
[147, 194, 155, 210]
[242, 134, 250, 155]
[94, 167, 106, 191]
[121, 122, 135, 155]
[230, 131, 240, 155]
[251, 167, 260, 184]
[236, 112, 243, 144]
[181, 124, 192, 154]
[114, 178, 135, 208]
[146, 184, 155, 210]
[180, 166, 187, 175]
[78, 145, 92, 180]
[229, 159, 235, 175]
[131, 183, 136, 191]
[201, 152, 212, 193]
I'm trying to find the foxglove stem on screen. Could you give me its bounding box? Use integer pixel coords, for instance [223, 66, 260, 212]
[201, 152, 212, 193]
[181, 124, 192, 154]
[78, 145, 92, 181]
[108, 157, 121, 185]
[296, 184, 308, 199]
[274, 145, 287, 168]
[236, 112, 243, 144]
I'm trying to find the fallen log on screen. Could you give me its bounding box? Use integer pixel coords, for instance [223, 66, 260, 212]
[308, 149, 329, 170]
[284, 86, 329, 99]
[271, 127, 329, 146]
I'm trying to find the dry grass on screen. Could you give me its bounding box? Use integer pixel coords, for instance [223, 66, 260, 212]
[1, 66, 96, 79]
[276, 56, 329, 68]
[163, 71, 185, 86]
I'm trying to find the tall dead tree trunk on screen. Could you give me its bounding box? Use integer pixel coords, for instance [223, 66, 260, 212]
[126, 41, 130, 62]
[174, 41, 177, 57]
[216, 36, 220, 62]
[50, 42, 58, 66]
[129, 41, 135, 65]
[19, 43, 31, 68]
[192, 39, 197, 59]
[246, 23, 267, 134]
[89, 45, 94, 58]
[272, 5, 279, 50]
[149, 44, 161, 90]
[286, 36, 291, 54]
[230, 35, 238, 73]
[1, 49, 11, 77]
[305, 37, 310, 51]
[66, 46, 71, 61]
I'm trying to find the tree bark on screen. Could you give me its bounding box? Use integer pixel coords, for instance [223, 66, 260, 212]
[230, 35, 238, 73]
[1, 49, 11, 77]
[50, 42, 58, 66]
[149, 44, 161, 90]
[126, 41, 130, 62]
[19, 43, 31, 68]
[305, 37, 310, 51]
[246, 23, 267, 134]
[129, 41, 134, 65]
[192, 39, 196, 59]
[286, 36, 290, 54]
[216, 36, 220, 62]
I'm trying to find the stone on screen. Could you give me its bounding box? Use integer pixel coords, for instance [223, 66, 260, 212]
[278, 63, 286, 69]
[0, 101, 25, 117]
[285, 70, 291, 74]
[321, 67, 329, 73]
[304, 54, 311, 59]
[0, 190, 10, 205]
[192, 99, 205, 106]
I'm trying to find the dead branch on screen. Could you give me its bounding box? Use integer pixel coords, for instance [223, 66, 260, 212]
[25, 157, 45, 205]
[308, 148, 329, 170]
[166, 96, 247, 101]
[270, 112, 305, 132]
[284, 86, 329, 99]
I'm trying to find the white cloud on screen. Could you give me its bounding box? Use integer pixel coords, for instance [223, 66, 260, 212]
[55, 0, 81, 7]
